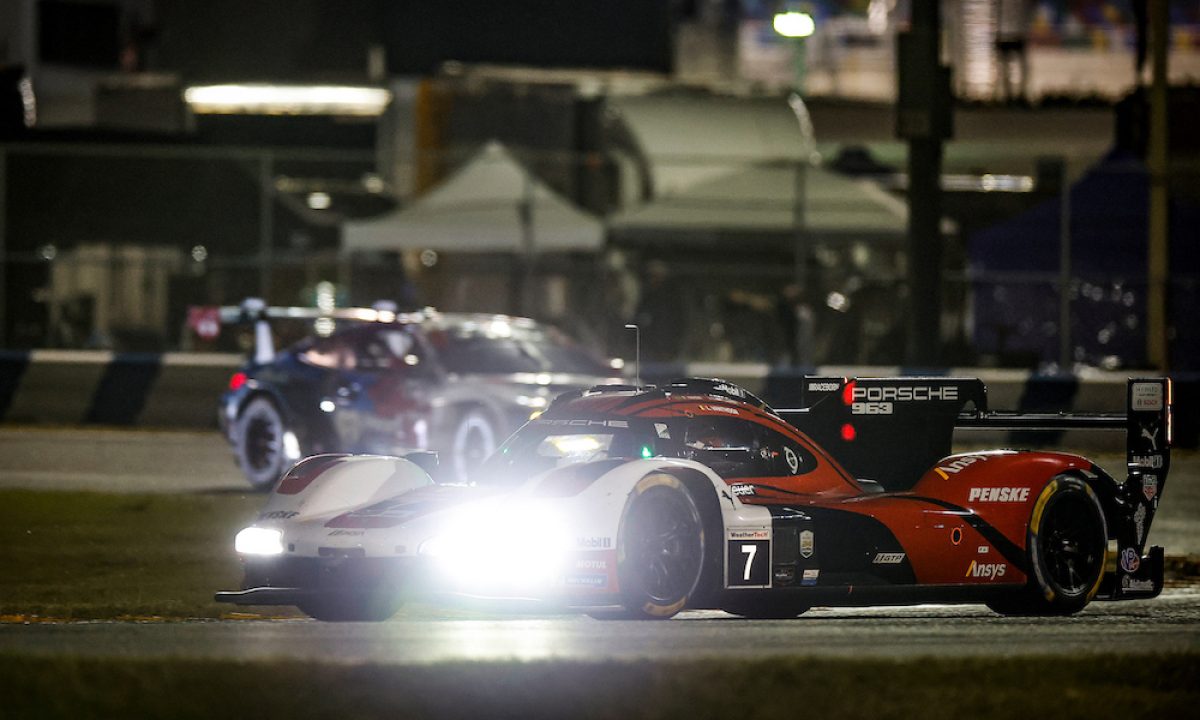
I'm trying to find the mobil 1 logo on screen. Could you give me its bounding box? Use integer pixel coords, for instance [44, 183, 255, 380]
[727, 530, 770, 588]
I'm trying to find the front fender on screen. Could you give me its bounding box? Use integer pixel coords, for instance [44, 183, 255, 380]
[258, 454, 435, 523]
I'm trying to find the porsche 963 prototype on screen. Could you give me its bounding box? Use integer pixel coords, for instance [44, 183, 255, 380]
[216, 376, 1172, 621]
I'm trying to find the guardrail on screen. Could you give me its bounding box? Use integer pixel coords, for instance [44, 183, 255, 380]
[0, 351, 1193, 448]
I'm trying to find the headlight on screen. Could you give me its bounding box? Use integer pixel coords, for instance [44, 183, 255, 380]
[235, 527, 284, 555]
[419, 500, 570, 588]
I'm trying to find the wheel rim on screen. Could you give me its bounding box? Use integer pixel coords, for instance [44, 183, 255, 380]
[245, 413, 281, 473]
[625, 489, 703, 604]
[1041, 493, 1105, 596]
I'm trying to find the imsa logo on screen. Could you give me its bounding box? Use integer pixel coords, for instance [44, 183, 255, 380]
[966, 560, 1007, 579]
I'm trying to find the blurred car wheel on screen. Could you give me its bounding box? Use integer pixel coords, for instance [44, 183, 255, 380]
[235, 397, 289, 490]
[615, 473, 705, 619]
[447, 408, 498, 483]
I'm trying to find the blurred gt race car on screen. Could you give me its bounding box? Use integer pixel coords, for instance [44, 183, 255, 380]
[216, 375, 1172, 621]
[215, 300, 618, 487]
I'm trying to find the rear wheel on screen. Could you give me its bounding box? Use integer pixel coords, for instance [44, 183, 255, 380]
[614, 474, 706, 619]
[235, 397, 289, 490]
[987, 475, 1107, 616]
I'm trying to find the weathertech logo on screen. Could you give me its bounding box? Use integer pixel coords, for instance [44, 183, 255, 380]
[967, 487, 1031, 503]
[966, 561, 1007, 579]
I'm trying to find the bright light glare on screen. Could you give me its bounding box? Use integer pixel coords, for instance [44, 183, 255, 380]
[282, 431, 301, 461]
[184, 84, 392, 116]
[235, 527, 284, 555]
[773, 11, 815, 38]
[420, 500, 570, 590]
[545, 435, 603, 455]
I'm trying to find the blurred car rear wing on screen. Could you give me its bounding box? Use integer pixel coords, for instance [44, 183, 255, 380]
[196, 297, 433, 363]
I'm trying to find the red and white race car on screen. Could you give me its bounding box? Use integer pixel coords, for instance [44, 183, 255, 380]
[216, 376, 1172, 621]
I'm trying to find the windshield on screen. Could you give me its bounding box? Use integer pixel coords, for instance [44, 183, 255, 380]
[473, 422, 657, 485]
[428, 321, 609, 375]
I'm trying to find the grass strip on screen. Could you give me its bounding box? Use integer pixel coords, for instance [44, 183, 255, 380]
[1, 653, 1197, 720]
[0, 489, 271, 619]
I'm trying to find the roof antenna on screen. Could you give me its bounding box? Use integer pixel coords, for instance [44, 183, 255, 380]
[624, 323, 641, 388]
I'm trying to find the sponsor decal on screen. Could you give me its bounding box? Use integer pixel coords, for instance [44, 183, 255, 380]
[731, 483, 756, 497]
[966, 560, 1007, 579]
[1120, 548, 1141, 573]
[1132, 382, 1164, 412]
[799, 530, 814, 559]
[1140, 423, 1161, 451]
[1133, 455, 1164, 470]
[538, 418, 629, 428]
[935, 454, 992, 478]
[873, 552, 905, 564]
[784, 446, 800, 474]
[728, 529, 770, 541]
[713, 383, 747, 398]
[967, 487, 1031, 503]
[1121, 576, 1155, 593]
[327, 529, 364, 537]
[978, 546, 990, 555]
[654, 423, 670, 439]
[801, 569, 820, 586]
[807, 382, 840, 392]
[852, 385, 959, 403]
[565, 574, 608, 588]
[1134, 504, 1147, 545]
[576, 536, 613, 549]
[1142, 476, 1159, 502]
[574, 559, 608, 570]
[699, 404, 739, 416]
[258, 510, 299, 520]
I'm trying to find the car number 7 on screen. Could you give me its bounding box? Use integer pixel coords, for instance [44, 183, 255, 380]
[741, 544, 757, 581]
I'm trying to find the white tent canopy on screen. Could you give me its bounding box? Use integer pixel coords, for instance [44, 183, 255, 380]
[342, 141, 604, 254]
[608, 94, 907, 241]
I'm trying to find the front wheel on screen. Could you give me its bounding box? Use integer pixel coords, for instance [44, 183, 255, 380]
[615, 474, 706, 619]
[235, 397, 290, 490]
[988, 475, 1108, 616]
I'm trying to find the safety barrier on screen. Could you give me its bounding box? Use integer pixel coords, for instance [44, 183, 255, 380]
[0, 351, 1194, 448]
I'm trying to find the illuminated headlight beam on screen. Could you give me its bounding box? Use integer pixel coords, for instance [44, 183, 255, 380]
[419, 501, 571, 590]
[235, 527, 284, 555]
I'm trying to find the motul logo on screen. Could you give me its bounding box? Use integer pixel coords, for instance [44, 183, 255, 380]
[966, 560, 1007, 579]
[967, 487, 1030, 502]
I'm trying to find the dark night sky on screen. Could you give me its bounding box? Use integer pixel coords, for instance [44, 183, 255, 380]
[153, 0, 673, 81]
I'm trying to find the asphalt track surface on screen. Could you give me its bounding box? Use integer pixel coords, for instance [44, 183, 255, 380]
[2, 590, 1198, 663]
[1, 427, 1197, 665]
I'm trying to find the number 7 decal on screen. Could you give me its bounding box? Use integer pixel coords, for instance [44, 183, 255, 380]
[727, 535, 770, 587]
[741, 544, 757, 580]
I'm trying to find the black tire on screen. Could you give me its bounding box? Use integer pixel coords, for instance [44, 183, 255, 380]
[615, 474, 706, 619]
[298, 592, 402, 622]
[445, 407, 498, 483]
[987, 475, 1108, 616]
[235, 397, 289, 490]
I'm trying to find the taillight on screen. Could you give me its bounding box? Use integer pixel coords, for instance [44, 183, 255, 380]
[229, 372, 248, 391]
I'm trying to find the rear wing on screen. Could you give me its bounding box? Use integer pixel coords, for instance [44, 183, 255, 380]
[788, 375, 1173, 600]
[190, 297, 429, 363]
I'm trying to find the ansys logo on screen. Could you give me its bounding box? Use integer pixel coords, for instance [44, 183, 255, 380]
[966, 560, 1007, 579]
